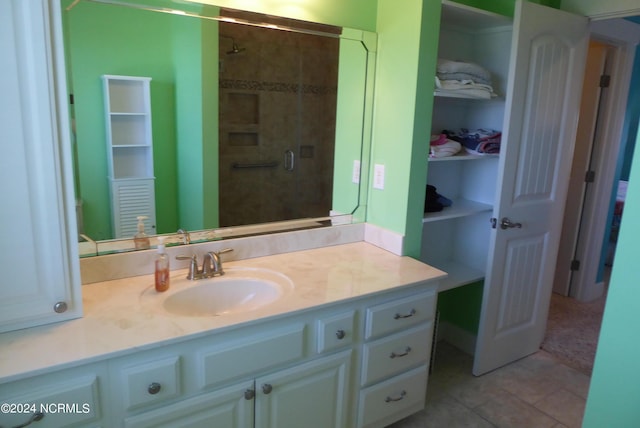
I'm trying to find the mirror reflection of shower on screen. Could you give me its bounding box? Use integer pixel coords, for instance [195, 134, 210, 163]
[221, 36, 246, 55]
[218, 9, 340, 227]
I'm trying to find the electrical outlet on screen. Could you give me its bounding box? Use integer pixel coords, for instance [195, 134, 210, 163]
[352, 160, 361, 184]
[373, 164, 385, 190]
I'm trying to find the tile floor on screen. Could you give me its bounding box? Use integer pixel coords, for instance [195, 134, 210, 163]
[388, 342, 591, 428]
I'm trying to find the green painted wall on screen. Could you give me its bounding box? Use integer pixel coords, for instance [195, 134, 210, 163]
[583, 131, 640, 426]
[438, 281, 484, 333]
[368, 0, 439, 258]
[65, 2, 179, 239]
[172, 15, 220, 231]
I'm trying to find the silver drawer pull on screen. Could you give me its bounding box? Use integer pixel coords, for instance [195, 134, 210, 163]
[385, 390, 407, 403]
[244, 389, 255, 400]
[262, 383, 273, 394]
[335, 329, 346, 340]
[390, 346, 412, 359]
[148, 382, 162, 395]
[394, 308, 416, 319]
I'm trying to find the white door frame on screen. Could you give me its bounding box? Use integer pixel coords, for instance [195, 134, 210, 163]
[570, 18, 640, 302]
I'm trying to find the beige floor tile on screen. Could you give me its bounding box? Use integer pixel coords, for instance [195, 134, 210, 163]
[442, 371, 508, 409]
[383, 344, 590, 428]
[473, 389, 560, 428]
[487, 362, 566, 405]
[388, 395, 496, 428]
[534, 388, 586, 428]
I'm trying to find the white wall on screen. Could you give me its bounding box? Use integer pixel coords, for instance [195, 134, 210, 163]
[562, 0, 640, 20]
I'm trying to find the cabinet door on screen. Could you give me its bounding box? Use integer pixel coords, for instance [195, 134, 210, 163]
[474, 0, 588, 375]
[255, 351, 352, 428]
[0, 0, 81, 332]
[124, 381, 253, 428]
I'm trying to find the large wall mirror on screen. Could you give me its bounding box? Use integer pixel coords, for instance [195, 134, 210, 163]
[61, 0, 376, 256]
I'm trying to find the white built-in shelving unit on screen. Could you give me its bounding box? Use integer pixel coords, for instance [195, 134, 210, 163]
[421, 1, 513, 292]
[102, 75, 156, 238]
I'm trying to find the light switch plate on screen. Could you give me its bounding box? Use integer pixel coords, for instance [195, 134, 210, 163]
[352, 160, 361, 184]
[373, 164, 385, 190]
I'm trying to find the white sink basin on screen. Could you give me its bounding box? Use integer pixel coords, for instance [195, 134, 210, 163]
[148, 267, 294, 317]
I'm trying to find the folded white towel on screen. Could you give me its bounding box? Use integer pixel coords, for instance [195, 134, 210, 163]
[430, 140, 462, 158]
[434, 76, 496, 99]
[437, 58, 492, 84]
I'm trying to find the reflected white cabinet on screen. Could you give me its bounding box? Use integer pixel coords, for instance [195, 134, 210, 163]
[102, 74, 157, 238]
[0, 0, 82, 332]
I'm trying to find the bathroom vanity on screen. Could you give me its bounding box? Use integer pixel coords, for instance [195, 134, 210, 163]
[0, 242, 445, 428]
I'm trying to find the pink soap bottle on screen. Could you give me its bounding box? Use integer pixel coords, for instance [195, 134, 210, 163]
[155, 237, 170, 292]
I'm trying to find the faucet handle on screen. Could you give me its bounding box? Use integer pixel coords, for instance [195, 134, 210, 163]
[176, 254, 199, 280]
[203, 248, 233, 277]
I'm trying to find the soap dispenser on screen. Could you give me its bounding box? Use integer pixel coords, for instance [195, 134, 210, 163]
[155, 236, 170, 292]
[134, 215, 150, 250]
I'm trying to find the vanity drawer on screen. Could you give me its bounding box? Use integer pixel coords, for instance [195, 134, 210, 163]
[361, 322, 433, 386]
[316, 310, 356, 353]
[0, 375, 101, 428]
[364, 291, 436, 340]
[199, 323, 306, 389]
[357, 365, 428, 428]
[120, 356, 182, 411]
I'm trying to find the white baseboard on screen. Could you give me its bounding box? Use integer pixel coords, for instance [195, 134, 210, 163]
[437, 320, 477, 356]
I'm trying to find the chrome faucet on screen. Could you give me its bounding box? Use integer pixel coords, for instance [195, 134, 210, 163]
[203, 248, 233, 277]
[177, 228, 191, 245]
[176, 248, 233, 280]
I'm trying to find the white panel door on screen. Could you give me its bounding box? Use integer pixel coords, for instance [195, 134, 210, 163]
[473, 0, 589, 375]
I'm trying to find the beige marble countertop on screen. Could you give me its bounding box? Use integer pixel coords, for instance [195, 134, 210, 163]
[0, 242, 446, 383]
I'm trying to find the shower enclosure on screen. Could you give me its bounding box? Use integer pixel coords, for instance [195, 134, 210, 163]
[218, 15, 339, 227]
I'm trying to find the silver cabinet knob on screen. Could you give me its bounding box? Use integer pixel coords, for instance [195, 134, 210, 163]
[53, 301, 68, 313]
[244, 389, 255, 400]
[262, 383, 273, 394]
[148, 382, 162, 395]
[335, 329, 346, 340]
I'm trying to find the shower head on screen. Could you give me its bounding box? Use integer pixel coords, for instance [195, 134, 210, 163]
[227, 39, 246, 55]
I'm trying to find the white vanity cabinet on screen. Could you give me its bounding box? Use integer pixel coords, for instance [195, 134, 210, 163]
[0, 281, 439, 428]
[0, 362, 110, 428]
[254, 350, 352, 428]
[357, 291, 436, 428]
[0, 0, 82, 333]
[113, 320, 353, 428]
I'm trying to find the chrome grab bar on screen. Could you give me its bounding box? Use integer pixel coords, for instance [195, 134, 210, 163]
[232, 161, 279, 169]
[284, 149, 295, 171]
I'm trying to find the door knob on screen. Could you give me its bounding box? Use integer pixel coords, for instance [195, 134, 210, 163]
[500, 217, 522, 230]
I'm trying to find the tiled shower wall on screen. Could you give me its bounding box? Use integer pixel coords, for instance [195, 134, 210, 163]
[218, 19, 339, 226]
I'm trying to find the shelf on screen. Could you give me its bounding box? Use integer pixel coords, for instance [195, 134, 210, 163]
[109, 112, 147, 116]
[429, 151, 499, 162]
[440, 0, 512, 32]
[112, 144, 150, 148]
[433, 90, 494, 100]
[423, 198, 492, 223]
[434, 261, 485, 292]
